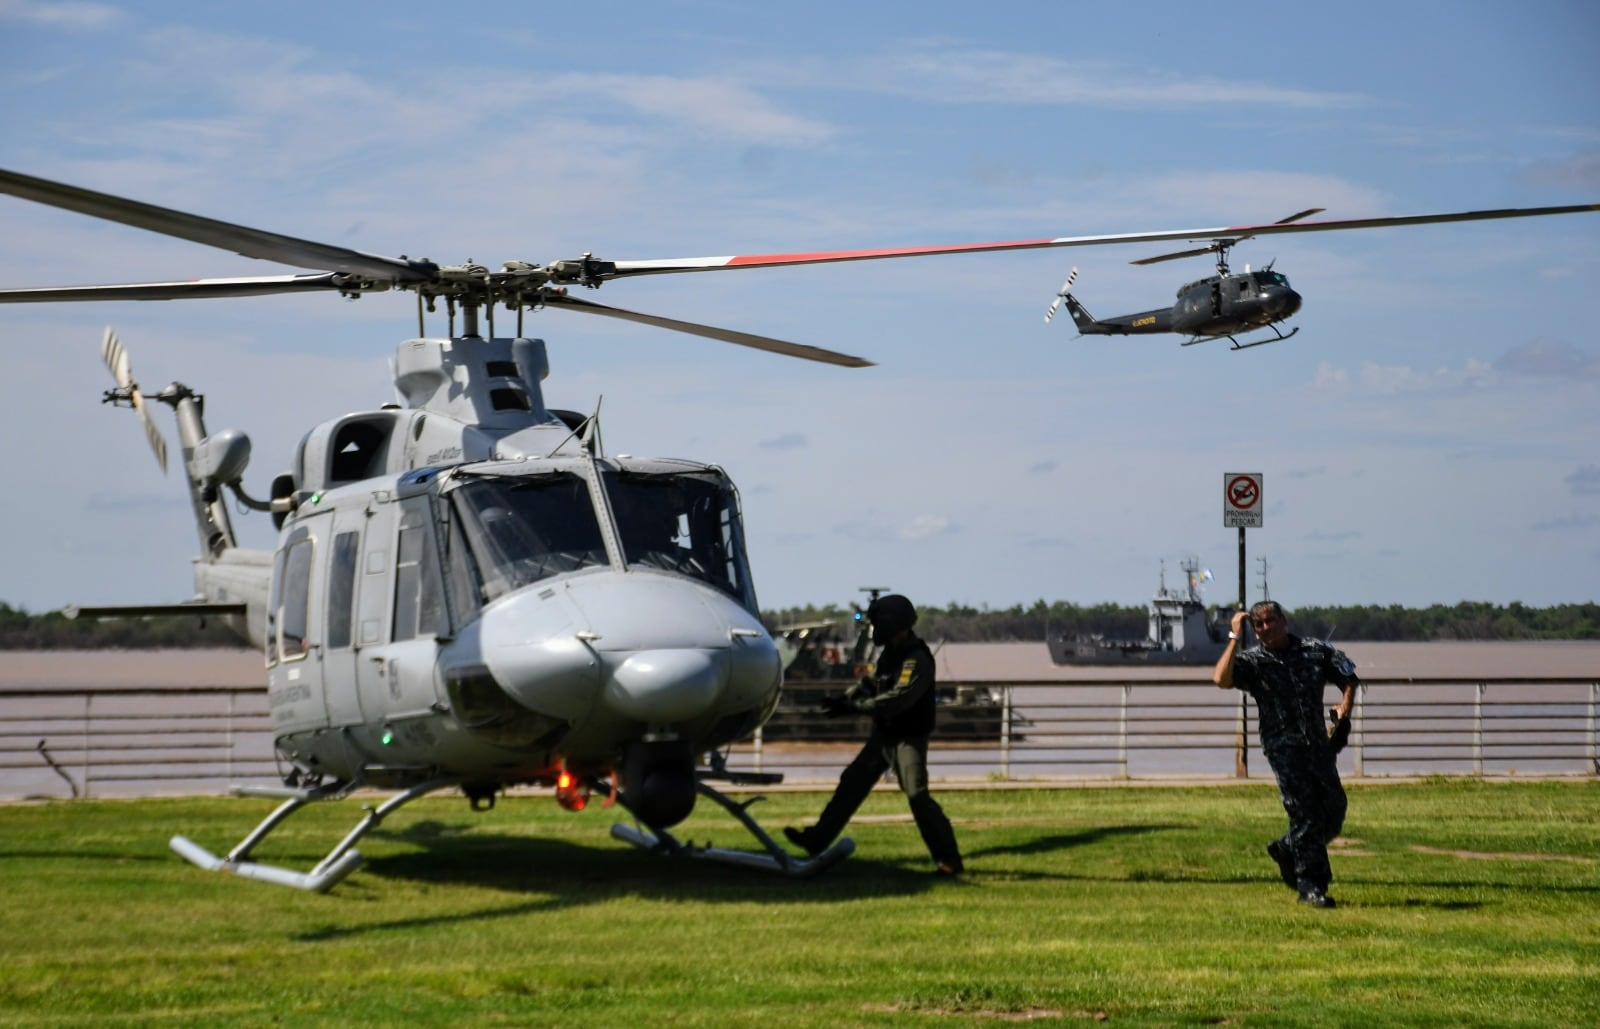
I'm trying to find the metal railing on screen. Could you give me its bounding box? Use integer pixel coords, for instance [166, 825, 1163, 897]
[0, 687, 277, 799]
[2, 677, 1595, 799]
[738, 677, 1600, 784]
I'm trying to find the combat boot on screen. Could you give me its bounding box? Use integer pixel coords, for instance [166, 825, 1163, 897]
[1266, 840, 1296, 889]
[784, 826, 825, 858]
[1297, 888, 1336, 909]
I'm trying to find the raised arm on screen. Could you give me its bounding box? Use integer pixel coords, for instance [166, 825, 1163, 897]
[1212, 609, 1250, 689]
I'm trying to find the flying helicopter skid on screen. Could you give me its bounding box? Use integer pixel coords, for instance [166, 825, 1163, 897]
[1180, 323, 1300, 350]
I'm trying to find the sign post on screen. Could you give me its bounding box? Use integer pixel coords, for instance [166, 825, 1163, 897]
[1223, 472, 1263, 779]
[1223, 472, 1263, 609]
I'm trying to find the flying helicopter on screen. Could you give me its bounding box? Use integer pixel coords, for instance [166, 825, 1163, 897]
[0, 166, 1594, 892]
[1042, 204, 1599, 349]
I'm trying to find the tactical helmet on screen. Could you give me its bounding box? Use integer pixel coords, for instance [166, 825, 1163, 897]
[866, 593, 917, 635]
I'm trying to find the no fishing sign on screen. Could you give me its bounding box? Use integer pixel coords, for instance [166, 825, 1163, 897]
[1223, 472, 1263, 528]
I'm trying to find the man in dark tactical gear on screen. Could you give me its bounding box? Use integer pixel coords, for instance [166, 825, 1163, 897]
[784, 594, 965, 875]
[1214, 600, 1358, 908]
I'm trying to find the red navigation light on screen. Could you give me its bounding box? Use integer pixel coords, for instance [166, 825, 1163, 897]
[554, 769, 589, 812]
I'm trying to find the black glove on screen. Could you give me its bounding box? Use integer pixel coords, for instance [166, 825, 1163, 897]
[1327, 708, 1351, 753]
[819, 694, 856, 719]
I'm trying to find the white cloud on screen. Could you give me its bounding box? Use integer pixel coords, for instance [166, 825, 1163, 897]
[542, 73, 837, 147]
[1313, 361, 1349, 391]
[1358, 359, 1493, 394]
[899, 514, 955, 541]
[867, 45, 1370, 111]
[0, 0, 121, 29]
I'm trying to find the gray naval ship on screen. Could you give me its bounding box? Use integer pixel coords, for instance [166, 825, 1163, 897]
[1048, 559, 1239, 665]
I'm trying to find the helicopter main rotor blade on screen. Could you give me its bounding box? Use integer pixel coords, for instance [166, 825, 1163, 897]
[0, 272, 354, 304]
[1130, 244, 1220, 267]
[602, 203, 1598, 280]
[542, 293, 873, 368]
[1130, 207, 1325, 266]
[0, 168, 435, 283]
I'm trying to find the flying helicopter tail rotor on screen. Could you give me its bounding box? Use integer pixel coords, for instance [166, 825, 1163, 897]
[1044, 267, 1079, 323]
[100, 327, 169, 474]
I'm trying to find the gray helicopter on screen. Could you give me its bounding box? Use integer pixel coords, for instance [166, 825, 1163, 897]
[1, 167, 1594, 891]
[0, 168, 883, 890]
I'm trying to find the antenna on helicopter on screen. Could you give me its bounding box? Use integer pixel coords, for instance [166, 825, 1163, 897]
[545, 396, 604, 458]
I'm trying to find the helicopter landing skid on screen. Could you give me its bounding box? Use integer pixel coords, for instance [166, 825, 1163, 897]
[610, 779, 854, 879]
[170, 776, 466, 893]
[1182, 324, 1299, 350]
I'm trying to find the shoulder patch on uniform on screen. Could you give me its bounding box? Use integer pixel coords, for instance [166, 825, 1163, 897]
[898, 663, 914, 686]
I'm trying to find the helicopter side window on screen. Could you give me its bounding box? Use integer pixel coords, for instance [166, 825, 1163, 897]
[329, 420, 390, 484]
[606, 471, 756, 609]
[450, 475, 608, 602]
[277, 535, 315, 661]
[441, 506, 483, 627]
[326, 531, 359, 650]
[392, 497, 443, 642]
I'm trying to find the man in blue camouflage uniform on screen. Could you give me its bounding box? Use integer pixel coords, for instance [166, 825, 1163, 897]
[784, 594, 964, 875]
[1214, 600, 1358, 908]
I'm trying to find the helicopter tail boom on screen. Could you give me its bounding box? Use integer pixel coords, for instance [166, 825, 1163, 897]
[1060, 294, 1172, 336]
[84, 330, 272, 648]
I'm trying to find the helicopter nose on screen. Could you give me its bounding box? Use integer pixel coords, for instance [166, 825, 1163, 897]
[606, 648, 721, 722]
[1268, 287, 1302, 318]
[474, 570, 778, 729]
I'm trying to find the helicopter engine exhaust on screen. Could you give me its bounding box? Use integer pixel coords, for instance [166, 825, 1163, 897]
[622, 738, 697, 829]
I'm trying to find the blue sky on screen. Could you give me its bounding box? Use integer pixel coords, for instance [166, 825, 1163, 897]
[0, 0, 1596, 614]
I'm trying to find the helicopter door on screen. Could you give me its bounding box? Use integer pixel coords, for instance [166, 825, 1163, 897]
[355, 495, 445, 725]
[319, 503, 370, 728]
[264, 522, 328, 735]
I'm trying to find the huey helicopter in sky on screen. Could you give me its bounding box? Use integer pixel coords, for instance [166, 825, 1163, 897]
[0, 166, 1594, 891]
[1042, 204, 1598, 349]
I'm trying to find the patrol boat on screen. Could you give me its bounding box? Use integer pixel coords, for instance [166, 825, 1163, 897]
[768, 609, 1014, 740]
[1048, 559, 1234, 665]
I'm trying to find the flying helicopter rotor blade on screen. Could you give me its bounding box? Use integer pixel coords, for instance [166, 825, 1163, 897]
[0, 272, 356, 304]
[1131, 208, 1331, 266]
[1044, 267, 1078, 323]
[100, 327, 168, 474]
[1130, 244, 1221, 267]
[0, 168, 435, 283]
[101, 325, 133, 389]
[599, 203, 1598, 281]
[541, 293, 873, 368]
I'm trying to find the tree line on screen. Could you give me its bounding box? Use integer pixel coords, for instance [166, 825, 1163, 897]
[0, 602, 246, 650]
[766, 599, 1600, 643]
[2, 598, 1596, 649]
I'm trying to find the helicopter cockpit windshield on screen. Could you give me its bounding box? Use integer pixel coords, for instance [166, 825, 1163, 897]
[448, 467, 757, 612]
[605, 469, 755, 609]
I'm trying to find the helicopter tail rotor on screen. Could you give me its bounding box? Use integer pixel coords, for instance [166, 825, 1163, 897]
[100, 328, 169, 474]
[1044, 267, 1079, 323]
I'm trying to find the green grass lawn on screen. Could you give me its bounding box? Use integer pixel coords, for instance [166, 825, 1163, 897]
[1, 780, 1595, 1026]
